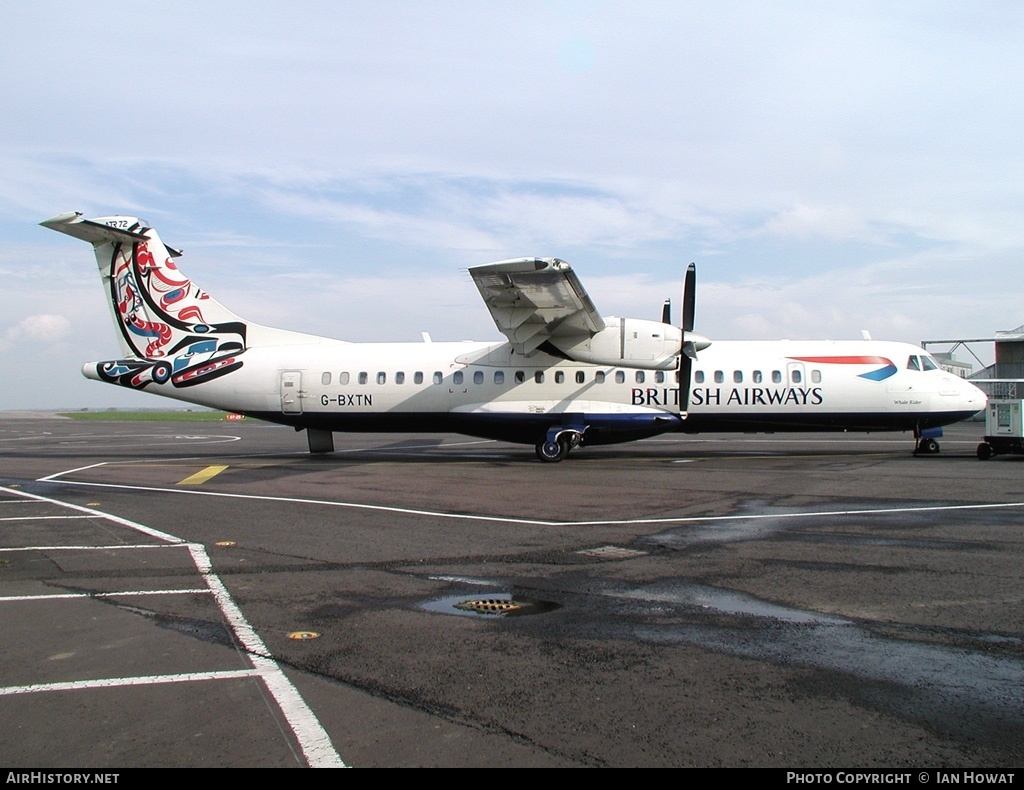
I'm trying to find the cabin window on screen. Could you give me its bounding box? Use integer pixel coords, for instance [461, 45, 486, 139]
[733, 371, 743, 383]
[791, 369, 802, 384]
[515, 370, 526, 384]
[714, 370, 724, 384]
[377, 372, 386, 385]
[772, 370, 782, 384]
[695, 370, 705, 384]
[595, 371, 606, 383]
[675, 369, 680, 383]
[576, 371, 585, 384]
[414, 372, 423, 384]
[433, 371, 443, 385]
[535, 371, 545, 383]
[636, 371, 645, 384]
[811, 370, 821, 383]
[396, 372, 405, 384]
[321, 372, 331, 385]
[752, 370, 762, 383]
[358, 372, 368, 385]
[655, 371, 665, 384]
[339, 372, 350, 385]
[473, 370, 484, 385]
[494, 371, 504, 384]
[453, 371, 464, 385]
[615, 370, 625, 384]
[555, 371, 565, 384]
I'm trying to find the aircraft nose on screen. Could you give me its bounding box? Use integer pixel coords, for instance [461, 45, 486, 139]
[963, 378, 987, 412]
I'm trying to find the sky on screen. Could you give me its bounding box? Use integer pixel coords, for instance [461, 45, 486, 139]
[2, 1, 1023, 410]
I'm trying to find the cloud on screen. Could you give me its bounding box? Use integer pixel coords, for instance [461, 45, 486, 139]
[761, 203, 873, 243]
[0, 314, 72, 352]
[3, 3, 1024, 407]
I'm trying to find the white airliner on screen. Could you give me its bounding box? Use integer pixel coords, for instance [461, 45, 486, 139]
[42, 211, 986, 462]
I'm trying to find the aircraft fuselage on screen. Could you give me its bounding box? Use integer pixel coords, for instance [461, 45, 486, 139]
[84, 336, 985, 447]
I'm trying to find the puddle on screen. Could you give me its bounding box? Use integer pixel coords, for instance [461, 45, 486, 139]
[616, 582, 847, 625]
[421, 592, 561, 619]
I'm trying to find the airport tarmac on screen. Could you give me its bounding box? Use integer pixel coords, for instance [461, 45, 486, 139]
[0, 415, 1021, 768]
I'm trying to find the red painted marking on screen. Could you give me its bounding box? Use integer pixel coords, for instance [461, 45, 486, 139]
[788, 356, 892, 365]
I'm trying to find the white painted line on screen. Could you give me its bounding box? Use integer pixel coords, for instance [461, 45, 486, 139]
[187, 543, 346, 768]
[32, 438, 494, 472]
[0, 485, 347, 768]
[36, 461, 109, 479]
[0, 515, 96, 522]
[0, 543, 183, 552]
[37, 476, 559, 526]
[0, 486, 184, 543]
[0, 588, 210, 603]
[0, 670, 260, 696]
[34, 471, 1024, 528]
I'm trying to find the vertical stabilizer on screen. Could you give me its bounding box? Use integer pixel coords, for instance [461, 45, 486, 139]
[42, 212, 247, 360]
[42, 212, 248, 390]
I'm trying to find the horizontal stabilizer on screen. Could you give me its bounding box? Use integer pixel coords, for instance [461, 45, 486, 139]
[41, 213, 183, 256]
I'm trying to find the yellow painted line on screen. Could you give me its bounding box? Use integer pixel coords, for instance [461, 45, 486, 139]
[176, 465, 229, 486]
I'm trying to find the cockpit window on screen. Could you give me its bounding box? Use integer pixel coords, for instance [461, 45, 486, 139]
[907, 356, 921, 371]
[921, 355, 938, 371]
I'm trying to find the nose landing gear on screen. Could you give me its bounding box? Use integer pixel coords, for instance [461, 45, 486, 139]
[913, 426, 943, 456]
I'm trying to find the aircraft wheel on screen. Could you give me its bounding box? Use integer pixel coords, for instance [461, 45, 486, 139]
[536, 437, 570, 463]
[918, 438, 940, 455]
[977, 442, 993, 460]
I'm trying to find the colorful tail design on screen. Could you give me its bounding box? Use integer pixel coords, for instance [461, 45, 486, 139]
[42, 212, 247, 390]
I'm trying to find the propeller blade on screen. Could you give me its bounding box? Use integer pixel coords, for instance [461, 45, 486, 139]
[678, 354, 692, 415]
[677, 262, 702, 414]
[682, 262, 696, 332]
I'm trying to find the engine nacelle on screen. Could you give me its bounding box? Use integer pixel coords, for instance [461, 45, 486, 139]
[552, 317, 683, 370]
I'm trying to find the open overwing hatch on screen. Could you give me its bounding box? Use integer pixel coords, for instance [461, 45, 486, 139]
[469, 258, 605, 355]
[471, 257, 704, 374]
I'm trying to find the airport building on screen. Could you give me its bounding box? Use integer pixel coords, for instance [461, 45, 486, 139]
[923, 324, 1024, 400]
[925, 325, 1024, 455]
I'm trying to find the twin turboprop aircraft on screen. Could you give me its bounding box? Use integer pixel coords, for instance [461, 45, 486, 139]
[42, 211, 986, 462]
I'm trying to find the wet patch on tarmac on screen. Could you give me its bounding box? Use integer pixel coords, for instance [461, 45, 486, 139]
[643, 497, 1021, 548]
[112, 602, 236, 647]
[612, 579, 1024, 742]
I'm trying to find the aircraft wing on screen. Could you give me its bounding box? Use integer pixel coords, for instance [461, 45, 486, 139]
[469, 258, 607, 355]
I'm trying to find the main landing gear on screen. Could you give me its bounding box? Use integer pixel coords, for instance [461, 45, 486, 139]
[535, 428, 585, 463]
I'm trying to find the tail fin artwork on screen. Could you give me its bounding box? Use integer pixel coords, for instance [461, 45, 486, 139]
[42, 212, 248, 390]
